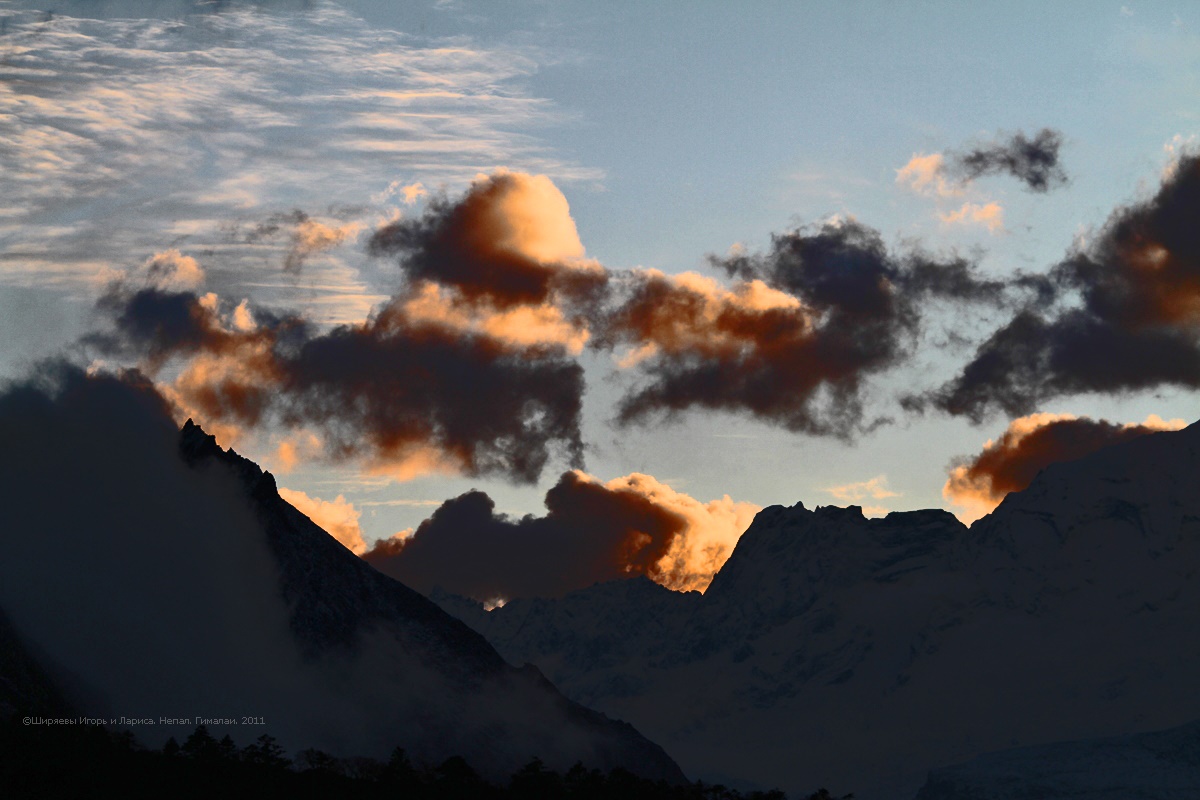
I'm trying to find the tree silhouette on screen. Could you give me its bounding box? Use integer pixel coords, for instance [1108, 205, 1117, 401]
[241, 733, 290, 769]
[509, 757, 567, 799]
[297, 747, 344, 775]
[215, 733, 237, 761]
[181, 724, 220, 761]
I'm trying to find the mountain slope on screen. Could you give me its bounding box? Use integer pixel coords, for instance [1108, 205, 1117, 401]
[915, 719, 1200, 800]
[178, 420, 684, 781]
[433, 421, 1200, 798]
[0, 366, 683, 782]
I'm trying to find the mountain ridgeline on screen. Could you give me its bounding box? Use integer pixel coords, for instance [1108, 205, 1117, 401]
[432, 421, 1200, 799]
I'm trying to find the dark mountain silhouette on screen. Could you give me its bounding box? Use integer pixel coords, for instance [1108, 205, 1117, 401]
[432, 421, 1200, 798]
[175, 420, 683, 782]
[0, 365, 683, 784]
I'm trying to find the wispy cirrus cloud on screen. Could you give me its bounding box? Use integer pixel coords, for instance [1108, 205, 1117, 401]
[0, 2, 597, 323]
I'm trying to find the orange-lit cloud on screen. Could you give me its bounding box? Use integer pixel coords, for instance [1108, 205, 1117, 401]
[369, 170, 606, 310]
[142, 249, 205, 290]
[944, 412, 1185, 523]
[91, 276, 586, 484]
[373, 180, 429, 205]
[823, 475, 899, 504]
[605, 270, 808, 371]
[940, 201, 1004, 233]
[399, 282, 590, 354]
[270, 429, 324, 473]
[596, 471, 761, 593]
[277, 487, 367, 554]
[896, 153, 960, 197]
[284, 218, 365, 272]
[362, 469, 759, 600]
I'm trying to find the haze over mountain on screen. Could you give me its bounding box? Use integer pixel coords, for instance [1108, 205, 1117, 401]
[0, 363, 683, 783]
[432, 420, 1200, 798]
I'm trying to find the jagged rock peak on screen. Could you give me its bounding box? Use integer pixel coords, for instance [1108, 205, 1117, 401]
[178, 417, 218, 458]
[177, 418, 271, 493]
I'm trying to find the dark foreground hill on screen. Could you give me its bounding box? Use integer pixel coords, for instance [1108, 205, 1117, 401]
[0, 365, 683, 783]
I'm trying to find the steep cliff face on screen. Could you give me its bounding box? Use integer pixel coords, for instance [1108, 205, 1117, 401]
[433, 422, 1200, 798]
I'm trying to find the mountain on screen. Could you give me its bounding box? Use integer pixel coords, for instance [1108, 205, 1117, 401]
[431, 421, 1200, 798]
[915, 719, 1200, 799]
[0, 373, 683, 784]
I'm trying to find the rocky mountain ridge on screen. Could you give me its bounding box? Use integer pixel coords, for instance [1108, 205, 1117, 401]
[432, 421, 1200, 798]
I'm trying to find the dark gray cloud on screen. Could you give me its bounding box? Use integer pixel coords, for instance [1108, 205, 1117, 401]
[949, 128, 1068, 193]
[363, 471, 689, 601]
[592, 220, 1004, 438]
[89, 285, 585, 483]
[368, 172, 608, 313]
[926, 154, 1200, 420]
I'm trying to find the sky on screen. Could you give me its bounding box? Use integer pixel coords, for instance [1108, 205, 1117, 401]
[3, 0, 1200, 599]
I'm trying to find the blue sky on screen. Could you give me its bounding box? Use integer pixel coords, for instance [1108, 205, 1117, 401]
[2, 0, 1199, 580]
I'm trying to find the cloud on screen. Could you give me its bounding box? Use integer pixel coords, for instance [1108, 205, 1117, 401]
[277, 487, 367, 554]
[925, 155, 1200, 420]
[85, 170, 606, 484]
[898, 129, 1067, 196]
[141, 249, 206, 290]
[943, 412, 1185, 522]
[373, 181, 428, 205]
[398, 282, 590, 354]
[940, 202, 1005, 233]
[595, 219, 1004, 438]
[601, 472, 761, 593]
[89, 277, 586, 483]
[0, 3, 598, 325]
[363, 470, 760, 600]
[896, 153, 960, 198]
[949, 129, 1068, 192]
[823, 475, 900, 504]
[237, 210, 366, 273]
[368, 170, 607, 312]
[1163, 133, 1199, 179]
[270, 429, 323, 473]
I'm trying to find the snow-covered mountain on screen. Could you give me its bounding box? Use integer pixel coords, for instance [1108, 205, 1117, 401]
[914, 719, 1200, 799]
[0, 396, 683, 782]
[432, 420, 1200, 798]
